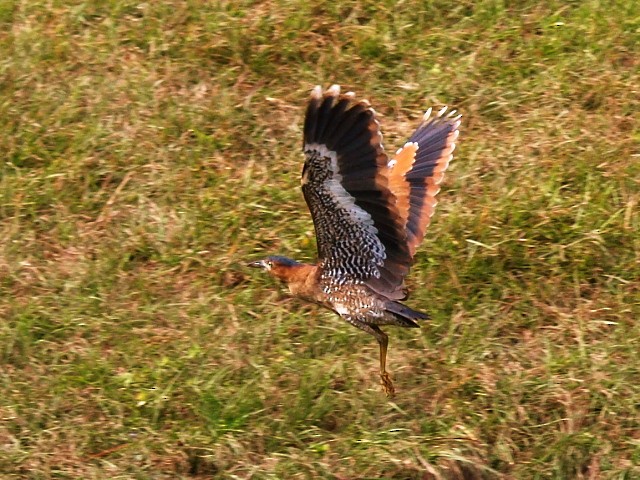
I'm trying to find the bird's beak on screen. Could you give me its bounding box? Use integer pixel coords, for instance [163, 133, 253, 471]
[248, 260, 265, 269]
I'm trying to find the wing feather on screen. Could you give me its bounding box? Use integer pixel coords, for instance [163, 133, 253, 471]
[302, 86, 410, 296]
[301, 86, 461, 300]
[387, 107, 461, 258]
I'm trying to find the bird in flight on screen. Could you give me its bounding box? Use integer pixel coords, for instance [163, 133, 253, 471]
[250, 85, 460, 396]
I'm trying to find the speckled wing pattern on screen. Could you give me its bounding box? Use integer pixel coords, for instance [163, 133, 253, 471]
[302, 85, 410, 296]
[301, 85, 460, 299]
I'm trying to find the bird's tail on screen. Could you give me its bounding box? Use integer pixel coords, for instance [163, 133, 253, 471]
[385, 301, 429, 328]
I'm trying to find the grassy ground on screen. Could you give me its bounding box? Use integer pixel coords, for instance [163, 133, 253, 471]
[1, 0, 639, 478]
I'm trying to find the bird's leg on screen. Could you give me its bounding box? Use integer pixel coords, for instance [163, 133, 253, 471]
[344, 318, 396, 396]
[370, 325, 395, 397]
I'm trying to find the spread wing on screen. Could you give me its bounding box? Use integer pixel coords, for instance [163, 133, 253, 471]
[301, 85, 411, 297]
[301, 85, 461, 300]
[386, 107, 461, 258]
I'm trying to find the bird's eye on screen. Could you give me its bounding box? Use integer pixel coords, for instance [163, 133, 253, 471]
[267, 261, 273, 268]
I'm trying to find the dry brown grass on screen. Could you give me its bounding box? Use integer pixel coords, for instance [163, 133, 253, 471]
[1, 1, 639, 478]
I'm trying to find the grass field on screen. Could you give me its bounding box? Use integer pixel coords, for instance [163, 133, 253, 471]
[1, 1, 639, 478]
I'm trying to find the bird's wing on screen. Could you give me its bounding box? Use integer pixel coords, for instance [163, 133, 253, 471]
[301, 85, 411, 297]
[385, 107, 461, 258]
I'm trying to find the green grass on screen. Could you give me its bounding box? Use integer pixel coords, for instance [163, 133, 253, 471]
[1, 0, 639, 478]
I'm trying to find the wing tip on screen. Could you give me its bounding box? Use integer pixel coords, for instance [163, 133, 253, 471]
[422, 104, 462, 123]
[327, 84, 341, 96]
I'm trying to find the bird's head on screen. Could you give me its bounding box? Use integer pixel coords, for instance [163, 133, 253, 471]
[248, 255, 302, 282]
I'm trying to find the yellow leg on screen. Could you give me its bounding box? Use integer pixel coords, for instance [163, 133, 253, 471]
[345, 319, 396, 396]
[373, 326, 395, 397]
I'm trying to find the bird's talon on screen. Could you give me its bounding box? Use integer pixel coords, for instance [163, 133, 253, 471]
[380, 372, 395, 397]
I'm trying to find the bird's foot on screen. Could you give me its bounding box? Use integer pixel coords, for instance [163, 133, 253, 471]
[380, 372, 395, 397]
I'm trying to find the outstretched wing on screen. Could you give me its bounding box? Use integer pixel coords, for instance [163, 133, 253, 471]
[301, 85, 411, 297]
[386, 107, 461, 258]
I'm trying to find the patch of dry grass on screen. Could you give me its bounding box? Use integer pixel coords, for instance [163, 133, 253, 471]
[1, 0, 639, 478]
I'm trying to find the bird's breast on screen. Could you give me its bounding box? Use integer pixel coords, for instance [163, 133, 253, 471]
[284, 264, 323, 301]
[321, 282, 386, 319]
